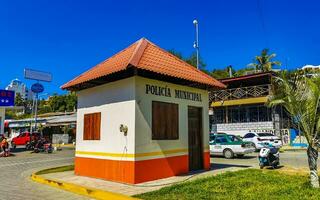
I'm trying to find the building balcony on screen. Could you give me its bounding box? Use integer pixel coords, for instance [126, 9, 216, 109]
[210, 84, 272, 104]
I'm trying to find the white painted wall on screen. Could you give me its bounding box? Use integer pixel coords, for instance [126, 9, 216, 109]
[76, 77, 136, 161]
[0, 108, 4, 134]
[134, 76, 209, 160]
[212, 121, 274, 136]
[75, 76, 210, 162]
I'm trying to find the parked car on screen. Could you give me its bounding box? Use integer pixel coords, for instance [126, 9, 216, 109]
[209, 133, 255, 159]
[11, 131, 40, 149]
[242, 132, 282, 150]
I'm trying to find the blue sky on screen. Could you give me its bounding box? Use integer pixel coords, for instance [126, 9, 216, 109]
[1, 0, 319, 95]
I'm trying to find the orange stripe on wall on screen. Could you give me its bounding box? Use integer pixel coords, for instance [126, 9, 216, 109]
[75, 152, 211, 184]
[204, 151, 211, 170]
[135, 154, 188, 183]
[75, 157, 135, 183]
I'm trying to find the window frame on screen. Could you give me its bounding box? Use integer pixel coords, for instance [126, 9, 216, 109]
[83, 112, 101, 140]
[152, 101, 179, 140]
[215, 135, 228, 143]
[243, 133, 255, 138]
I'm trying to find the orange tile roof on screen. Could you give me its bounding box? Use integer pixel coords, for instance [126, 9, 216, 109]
[61, 38, 226, 90]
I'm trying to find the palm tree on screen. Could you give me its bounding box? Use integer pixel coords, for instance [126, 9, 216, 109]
[248, 49, 281, 72]
[268, 71, 320, 188]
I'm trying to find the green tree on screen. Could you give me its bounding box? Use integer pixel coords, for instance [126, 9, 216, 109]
[268, 72, 320, 188]
[48, 94, 65, 112]
[234, 66, 256, 76]
[185, 52, 206, 70]
[248, 49, 281, 72]
[168, 50, 206, 69]
[38, 104, 52, 114]
[210, 68, 229, 79]
[168, 49, 183, 59]
[47, 92, 77, 113]
[14, 93, 24, 106]
[210, 65, 237, 79]
[65, 92, 77, 112]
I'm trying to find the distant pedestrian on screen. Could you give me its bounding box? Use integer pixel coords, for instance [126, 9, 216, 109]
[0, 135, 9, 157]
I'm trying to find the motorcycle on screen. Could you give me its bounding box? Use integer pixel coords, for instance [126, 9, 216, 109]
[26, 139, 37, 150]
[258, 143, 280, 169]
[33, 138, 53, 153]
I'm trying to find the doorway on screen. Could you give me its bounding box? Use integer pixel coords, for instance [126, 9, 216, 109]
[188, 106, 203, 171]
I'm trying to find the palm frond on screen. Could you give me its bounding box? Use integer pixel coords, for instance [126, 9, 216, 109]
[269, 74, 320, 147]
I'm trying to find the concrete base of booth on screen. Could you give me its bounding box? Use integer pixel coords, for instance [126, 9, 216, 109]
[74, 152, 210, 184]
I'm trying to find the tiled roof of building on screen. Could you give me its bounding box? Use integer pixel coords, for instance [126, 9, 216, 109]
[219, 72, 275, 83]
[61, 38, 225, 90]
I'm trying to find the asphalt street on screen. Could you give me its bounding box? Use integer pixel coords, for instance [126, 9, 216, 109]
[0, 147, 316, 200]
[211, 151, 319, 170]
[0, 147, 89, 200]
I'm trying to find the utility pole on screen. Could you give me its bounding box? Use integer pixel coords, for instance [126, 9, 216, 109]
[30, 95, 35, 133]
[193, 19, 199, 69]
[34, 92, 38, 132]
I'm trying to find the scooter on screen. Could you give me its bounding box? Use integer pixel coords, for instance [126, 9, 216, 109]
[33, 138, 53, 153]
[26, 139, 37, 150]
[258, 143, 280, 169]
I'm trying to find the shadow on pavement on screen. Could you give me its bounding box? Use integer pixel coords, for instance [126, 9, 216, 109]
[10, 148, 29, 153]
[210, 155, 257, 159]
[210, 163, 252, 170]
[264, 165, 284, 170]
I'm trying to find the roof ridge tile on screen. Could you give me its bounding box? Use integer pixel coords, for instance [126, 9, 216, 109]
[127, 38, 148, 67]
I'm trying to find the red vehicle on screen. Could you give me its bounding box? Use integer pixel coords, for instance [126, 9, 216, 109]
[11, 132, 40, 149]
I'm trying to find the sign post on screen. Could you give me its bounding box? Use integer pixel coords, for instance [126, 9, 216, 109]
[31, 83, 43, 131]
[0, 90, 15, 107]
[0, 90, 15, 135]
[24, 68, 52, 134]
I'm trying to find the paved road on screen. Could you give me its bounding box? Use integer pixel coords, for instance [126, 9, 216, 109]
[211, 151, 319, 170]
[0, 147, 89, 200]
[1, 147, 316, 200]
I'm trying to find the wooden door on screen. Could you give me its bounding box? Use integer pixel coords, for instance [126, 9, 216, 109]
[188, 106, 203, 171]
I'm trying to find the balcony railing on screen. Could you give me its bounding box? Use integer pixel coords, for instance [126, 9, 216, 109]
[210, 84, 271, 102]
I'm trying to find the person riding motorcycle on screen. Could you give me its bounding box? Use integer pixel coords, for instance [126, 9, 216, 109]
[33, 137, 53, 153]
[0, 134, 9, 157]
[258, 142, 280, 169]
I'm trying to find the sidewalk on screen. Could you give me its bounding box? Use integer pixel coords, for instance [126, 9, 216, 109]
[40, 165, 251, 197]
[52, 143, 75, 148]
[281, 146, 307, 152]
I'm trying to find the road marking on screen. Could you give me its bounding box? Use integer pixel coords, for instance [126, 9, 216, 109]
[31, 172, 138, 200]
[0, 157, 74, 168]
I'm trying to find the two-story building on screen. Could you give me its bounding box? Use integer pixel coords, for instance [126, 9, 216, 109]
[209, 72, 291, 139]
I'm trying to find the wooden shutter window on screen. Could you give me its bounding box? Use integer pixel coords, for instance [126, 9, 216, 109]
[152, 101, 179, 140]
[83, 112, 101, 140]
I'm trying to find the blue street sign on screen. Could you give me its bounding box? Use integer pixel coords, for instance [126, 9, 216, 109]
[0, 90, 15, 107]
[31, 83, 44, 93]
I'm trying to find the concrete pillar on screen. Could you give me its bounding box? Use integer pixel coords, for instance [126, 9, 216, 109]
[0, 108, 5, 135]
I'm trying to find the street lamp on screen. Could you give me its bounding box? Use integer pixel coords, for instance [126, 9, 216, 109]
[193, 19, 199, 69]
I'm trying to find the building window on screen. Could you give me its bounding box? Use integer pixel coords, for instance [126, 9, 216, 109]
[248, 106, 259, 122]
[152, 101, 179, 140]
[212, 105, 272, 124]
[239, 107, 247, 122]
[83, 112, 101, 140]
[213, 108, 226, 123]
[258, 106, 269, 122]
[229, 107, 240, 123]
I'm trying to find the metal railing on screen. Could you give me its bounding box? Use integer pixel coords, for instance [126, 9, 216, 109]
[210, 84, 271, 102]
